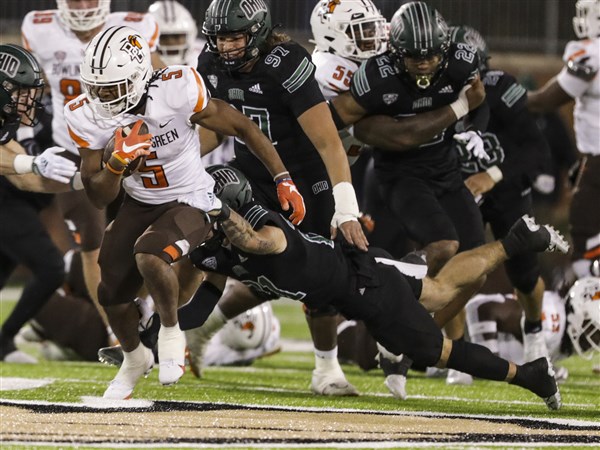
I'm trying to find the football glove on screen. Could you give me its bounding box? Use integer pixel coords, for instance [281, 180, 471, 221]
[276, 177, 305, 225]
[32, 146, 78, 184]
[453, 130, 489, 161]
[111, 120, 152, 166]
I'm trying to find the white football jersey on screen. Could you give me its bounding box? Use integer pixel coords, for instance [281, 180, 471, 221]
[557, 37, 600, 156]
[22, 10, 159, 154]
[64, 66, 215, 208]
[466, 291, 567, 365]
[312, 50, 364, 165]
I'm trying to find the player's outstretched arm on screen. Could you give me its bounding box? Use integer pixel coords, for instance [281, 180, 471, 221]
[527, 77, 573, 113]
[209, 203, 287, 256]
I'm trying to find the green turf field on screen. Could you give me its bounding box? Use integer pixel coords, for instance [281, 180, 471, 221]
[1, 291, 599, 449]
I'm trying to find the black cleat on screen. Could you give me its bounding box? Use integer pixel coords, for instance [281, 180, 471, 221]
[512, 357, 562, 410]
[503, 215, 569, 257]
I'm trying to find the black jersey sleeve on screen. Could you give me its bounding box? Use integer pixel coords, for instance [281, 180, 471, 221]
[265, 42, 324, 118]
[349, 54, 395, 112]
[445, 42, 480, 86]
[196, 49, 219, 98]
[0, 115, 20, 145]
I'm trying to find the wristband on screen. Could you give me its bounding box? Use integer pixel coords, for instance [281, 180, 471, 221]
[275, 176, 292, 185]
[273, 171, 290, 182]
[486, 165, 503, 183]
[106, 161, 125, 175]
[449, 97, 469, 120]
[332, 181, 359, 216]
[70, 172, 84, 191]
[13, 154, 35, 174]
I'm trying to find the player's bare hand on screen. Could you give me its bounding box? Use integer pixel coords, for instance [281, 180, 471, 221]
[465, 172, 496, 197]
[331, 219, 369, 252]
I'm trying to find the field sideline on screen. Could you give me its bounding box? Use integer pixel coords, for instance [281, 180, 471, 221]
[1, 288, 599, 449]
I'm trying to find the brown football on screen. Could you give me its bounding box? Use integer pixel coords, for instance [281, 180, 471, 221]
[103, 121, 150, 177]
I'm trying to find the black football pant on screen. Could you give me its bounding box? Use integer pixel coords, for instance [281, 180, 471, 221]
[0, 197, 64, 342]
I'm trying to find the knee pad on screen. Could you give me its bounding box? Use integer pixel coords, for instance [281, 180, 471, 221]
[504, 254, 540, 294]
[405, 332, 443, 368]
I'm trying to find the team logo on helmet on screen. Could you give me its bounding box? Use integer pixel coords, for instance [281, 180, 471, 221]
[121, 35, 145, 63]
[240, 0, 268, 20]
[0, 52, 20, 78]
[326, 0, 341, 13]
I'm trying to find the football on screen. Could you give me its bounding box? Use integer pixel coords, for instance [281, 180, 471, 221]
[103, 121, 150, 177]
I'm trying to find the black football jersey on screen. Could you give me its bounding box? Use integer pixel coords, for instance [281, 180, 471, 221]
[458, 70, 551, 200]
[189, 202, 350, 309]
[350, 42, 478, 184]
[197, 42, 326, 182]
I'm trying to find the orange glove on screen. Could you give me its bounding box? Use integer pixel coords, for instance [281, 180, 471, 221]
[276, 176, 305, 225]
[112, 120, 153, 166]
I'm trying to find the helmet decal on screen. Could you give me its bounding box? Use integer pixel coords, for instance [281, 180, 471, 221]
[0, 52, 20, 78]
[240, 0, 268, 20]
[326, 0, 341, 14]
[122, 35, 145, 63]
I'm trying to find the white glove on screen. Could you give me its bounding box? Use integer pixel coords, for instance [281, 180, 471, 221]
[33, 146, 78, 183]
[453, 130, 489, 161]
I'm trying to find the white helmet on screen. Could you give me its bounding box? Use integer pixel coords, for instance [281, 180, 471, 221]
[80, 26, 152, 118]
[566, 277, 600, 359]
[310, 0, 387, 61]
[56, 0, 111, 32]
[573, 0, 600, 39]
[148, 0, 198, 66]
[221, 303, 276, 350]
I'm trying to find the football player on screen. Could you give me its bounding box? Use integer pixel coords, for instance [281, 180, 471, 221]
[189, 164, 567, 410]
[466, 277, 600, 379]
[449, 25, 555, 368]
[21, 0, 163, 336]
[64, 27, 301, 399]
[527, 0, 600, 281]
[0, 44, 78, 363]
[188, 0, 368, 396]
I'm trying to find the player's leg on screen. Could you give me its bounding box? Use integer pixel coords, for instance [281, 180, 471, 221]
[134, 202, 211, 386]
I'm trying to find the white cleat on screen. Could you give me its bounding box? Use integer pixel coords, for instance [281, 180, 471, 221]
[311, 369, 359, 396]
[103, 346, 154, 400]
[384, 374, 407, 400]
[158, 326, 186, 386]
[446, 369, 473, 385]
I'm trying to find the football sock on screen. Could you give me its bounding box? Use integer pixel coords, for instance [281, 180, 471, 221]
[178, 281, 224, 330]
[445, 339, 509, 381]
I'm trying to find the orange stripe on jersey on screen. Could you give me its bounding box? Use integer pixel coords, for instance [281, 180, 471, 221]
[163, 244, 181, 261]
[584, 245, 600, 260]
[148, 22, 160, 50]
[568, 49, 587, 61]
[191, 69, 206, 113]
[21, 34, 32, 51]
[68, 126, 90, 148]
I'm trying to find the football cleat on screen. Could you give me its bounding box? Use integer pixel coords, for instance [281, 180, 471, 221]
[446, 369, 473, 385]
[98, 345, 124, 367]
[184, 328, 214, 378]
[384, 375, 407, 400]
[505, 215, 570, 255]
[102, 345, 154, 400]
[310, 369, 359, 396]
[2, 349, 38, 364]
[512, 357, 562, 410]
[158, 326, 186, 386]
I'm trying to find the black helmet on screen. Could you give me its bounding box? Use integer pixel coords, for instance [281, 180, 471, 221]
[0, 44, 44, 126]
[207, 164, 253, 210]
[388, 1, 450, 89]
[449, 25, 489, 72]
[202, 0, 272, 71]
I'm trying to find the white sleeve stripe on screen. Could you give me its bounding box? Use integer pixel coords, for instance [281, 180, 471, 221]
[282, 57, 314, 93]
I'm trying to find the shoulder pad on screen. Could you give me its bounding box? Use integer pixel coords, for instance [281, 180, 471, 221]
[262, 42, 315, 94]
